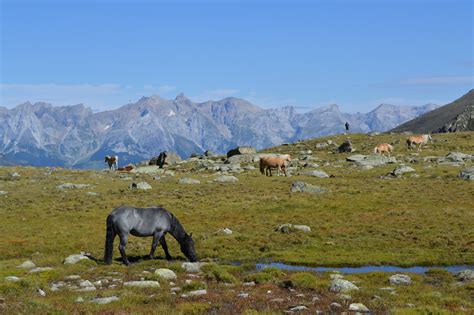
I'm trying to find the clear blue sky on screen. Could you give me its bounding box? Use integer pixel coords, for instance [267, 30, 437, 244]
[1, 0, 472, 112]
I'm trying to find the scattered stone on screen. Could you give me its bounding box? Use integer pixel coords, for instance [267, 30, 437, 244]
[0, 191, 7, 196]
[347, 154, 397, 167]
[10, 172, 20, 178]
[303, 170, 329, 178]
[392, 165, 416, 176]
[337, 294, 352, 301]
[17, 260, 36, 269]
[330, 302, 343, 311]
[456, 270, 474, 282]
[79, 280, 94, 288]
[389, 274, 412, 285]
[330, 274, 344, 280]
[315, 142, 329, 149]
[379, 287, 395, 292]
[181, 262, 204, 273]
[237, 292, 249, 298]
[65, 275, 81, 280]
[86, 192, 99, 196]
[291, 181, 327, 194]
[170, 287, 181, 292]
[123, 281, 160, 288]
[219, 228, 233, 235]
[349, 303, 370, 313]
[289, 305, 309, 312]
[5, 276, 21, 282]
[446, 152, 472, 162]
[214, 175, 238, 183]
[91, 296, 120, 304]
[75, 297, 84, 303]
[178, 177, 201, 184]
[243, 281, 256, 286]
[29, 267, 53, 273]
[64, 253, 92, 265]
[329, 279, 359, 293]
[37, 289, 46, 297]
[57, 183, 92, 189]
[129, 182, 152, 190]
[459, 167, 474, 181]
[276, 223, 311, 233]
[155, 268, 177, 281]
[188, 289, 207, 296]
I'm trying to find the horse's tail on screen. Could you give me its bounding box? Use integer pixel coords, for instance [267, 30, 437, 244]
[373, 146, 378, 154]
[406, 138, 411, 149]
[388, 144, 393, 152]
[104, 215, 116, 264]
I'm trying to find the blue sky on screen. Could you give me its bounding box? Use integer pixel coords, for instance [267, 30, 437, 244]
[1, 0, 472, 112]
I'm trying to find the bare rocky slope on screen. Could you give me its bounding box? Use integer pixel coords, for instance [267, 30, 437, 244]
[391, 89, 474, 134]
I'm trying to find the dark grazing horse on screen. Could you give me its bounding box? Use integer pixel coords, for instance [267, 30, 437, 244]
[104, 205, 198, 265]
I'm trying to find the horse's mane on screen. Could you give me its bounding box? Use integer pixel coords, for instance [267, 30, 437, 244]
[168, 211, 187, 241]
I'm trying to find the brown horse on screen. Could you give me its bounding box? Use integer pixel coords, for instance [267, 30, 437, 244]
[105, 155, 119, 170]
[259, 154, 291, 176]
[406, 134, 432, 151]
[374, 143, 393, 156]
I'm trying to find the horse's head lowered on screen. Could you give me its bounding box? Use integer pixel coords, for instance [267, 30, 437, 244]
[104, 155, 110, 162]
[181, 233, 198, 262]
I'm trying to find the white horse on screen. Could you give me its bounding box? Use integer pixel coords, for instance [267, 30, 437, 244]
[105, 155, 119, 170]
[406, 134, 432, 151]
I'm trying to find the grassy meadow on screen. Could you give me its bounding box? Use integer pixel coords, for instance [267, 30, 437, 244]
[0, 132, 473, 314]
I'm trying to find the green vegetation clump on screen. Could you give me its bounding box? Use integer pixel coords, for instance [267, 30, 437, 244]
[244, 267, 286, 284]
[201, 263, 238, 284]
[287, 272, 327, 290]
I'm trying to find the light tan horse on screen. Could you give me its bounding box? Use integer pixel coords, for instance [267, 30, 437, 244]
[374, 143, 393, 156]
[259, 154, 291, 176]
[406, 134, 432, 151]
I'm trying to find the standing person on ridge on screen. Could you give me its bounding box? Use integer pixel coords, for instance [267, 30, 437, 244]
[345, 121, 350, 132]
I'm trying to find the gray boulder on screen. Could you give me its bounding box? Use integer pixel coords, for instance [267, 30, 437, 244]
[155, 268, 177, 281]
[129, 182, 152, 190]
[17, 260, 36, 269]
[181, 262, 204, 273]
[347, 154, 397, 167]
[455, 269, 474, 282]
[123, 280, 160, 288]
[227, 146, 257, 158]
[204, 150, 216, 157]
[91, 296, 120, 304]
[276, 223, 311, 233]
[64, 253, 92, 265]
[178, 178, 201, 185]
[349, 303, 370, 313]
[446, 152, 473, 162]
[57, 183, 92, 189]
[214, 175, 238, 183]
[303, 170, 329, 178]
[329, 279, 359, 292]
[392, 165, 416, 176]
[389, 274, 412, 285]
[459, 167, 474, 181]
[291, 181, 327, 194]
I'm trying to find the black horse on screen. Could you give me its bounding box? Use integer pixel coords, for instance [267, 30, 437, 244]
[104, 205, 198, 265]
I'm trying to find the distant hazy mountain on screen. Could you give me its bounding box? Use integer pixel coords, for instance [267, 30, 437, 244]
[0, 94, 439, 168]
[391, 89, 474, 134]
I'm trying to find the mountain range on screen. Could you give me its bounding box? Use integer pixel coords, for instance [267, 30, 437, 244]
[0, 94, 438, 168]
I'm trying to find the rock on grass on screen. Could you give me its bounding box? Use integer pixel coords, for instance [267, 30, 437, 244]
[123, 280, 160, 288]
[63, 253, 92, 265]
[459, 167, 474, 180]
[291, 181, 327, 194]
[155, 268, 177, 281]
[389, 274, 412, 285]
[329, 279, 359, 293]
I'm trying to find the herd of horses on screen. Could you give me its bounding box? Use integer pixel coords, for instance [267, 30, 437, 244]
[103, 133, 432, 265]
